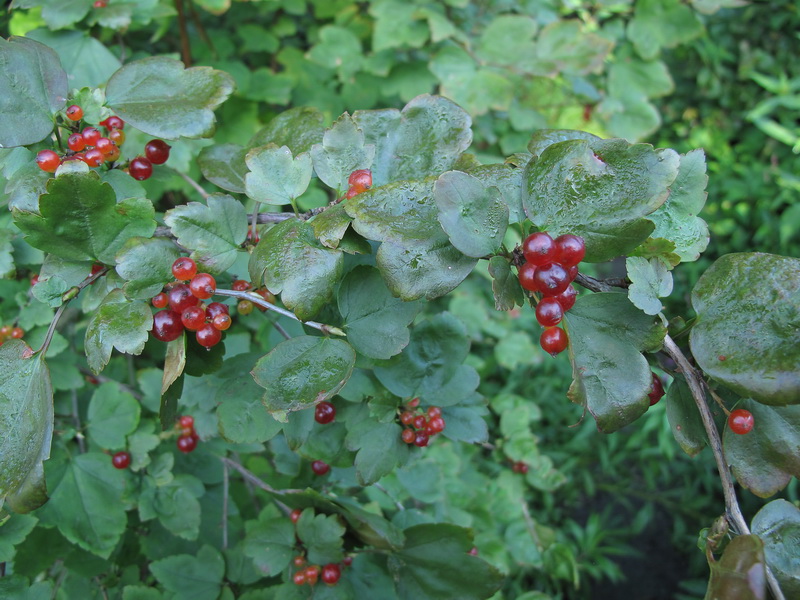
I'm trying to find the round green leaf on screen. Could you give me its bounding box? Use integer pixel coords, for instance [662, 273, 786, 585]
[115, 237, 181, 300]
[149, 546, 224, 600]
[85, 290, 153, 375]
[197, 144, 248, 194]
[751, 499, 800, 597]
[665, 376, 707, 457]
[244, 144, 313, 206]
[87, 382, 141, 450]
[690, 253, 800, 405]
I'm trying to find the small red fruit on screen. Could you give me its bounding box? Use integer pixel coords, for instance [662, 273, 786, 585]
[112, 451, 131, 469]
[145, 139, 171, 165]
[66, 105, 84, 121]
[105, 143, 121, 162]
[153, 310, 184, 342]
[177, 434, 198, 453]
[168, 283, 200, 314]
[84, 148, 105, 167]
[68, 133, 86, 152]
[413, 432, 429, 447]
[290, 508, 302, 523]
[181, 305, 207, 331]
[522, 232, 557, 266]
[540, 327, 568, 356]
[400, 411, 415, 425]
[109, 129, 126, 145]
[517, 262, 539, 292]
[343, 556, 353, 567]
[413, 415, 427, 430]
[196, 323, 222, 348]
[293, 555, 306, 567]
[311, 460, 330, 475]
[189, 273, 216, 300]
[36, 150, 60, 173]
[648, 373, 665, 406]
[179, 415, 194, 429]
[535, 297, 564, 327]
[408, 397, 420, 408]
[315, 401, 336, 425]
[401, 428, 415, 443]
[205, 302, 229, 319]
[104, 116, 124, 130]
[212, 314, 231, 331]
[304, 565, 320, 585]
[82, 127, 101, 145]
[553, 285, 578, 312]
[427, 406, 441, 418]
[728, 409, 754, 435]
[129, 156, 153, 181]
[293, 571, 306, 586]
[10, 327, 23, 339]
[321, 563, 341, 585]
[554, 234, 586, 267]
[348, 169, 372, 192]
[152, 293, 168, 308]
[172, 257, 197, 281]
[533, 263, 571, 297]
[428, 416, 445, 434]
[232, 279, 250, 291]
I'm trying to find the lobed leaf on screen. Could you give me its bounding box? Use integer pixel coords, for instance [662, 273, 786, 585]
[84, 289, 152, 374]
[244, 144, 313, 206]
[310, 113, 375, 194]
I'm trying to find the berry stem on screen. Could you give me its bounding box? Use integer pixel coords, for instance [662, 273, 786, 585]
[573, 272, 630, 293]
[704, 383, 731, 417]
[662, 335, 785, 600]
[220, 456, 302, 516]
[173, 168, 210, 199]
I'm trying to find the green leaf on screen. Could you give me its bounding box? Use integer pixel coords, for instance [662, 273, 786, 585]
[705, 535, 766, 600]
[26, 30, 121, 90]
[629, 237, 681, 267]
[106, 57, 234, 139]
[370, 0, 429, 52]
[0, 575, 53, 600]
[0, 513, 37, 562]
[251, 336, 356, 418]
[627, 0, 705, 61]
[248, 107, 326, 155]
[724, 400, 800, 498]
[353, 95, 472, 186]
[310, 204, 352, 250]
[648, 150, 709, 262]
[523, 138, 680, 262]
[665, 376, 706, 457]
[37, 452, 126, 558]
[149, 545, 225, 600]
[391, 524, 504, 599]
[243, 517, 295, 576]
[626, 256, 673, 315]
[13, 168, 156, 264]
[0, 341, 52, 513]
[197, 143, 248, 194]
[86, 382, 141, 450]
[488, 256, 524, 311]
[608, 56, 674, 101]
[248, 219, 343, 320]
[308, 25, 363, 79]
[690, 253, 800, 405]
[85, 290, 152, 374]
[374, 313, 470, 400]
[434, 171, 508, 258]
[751, 500, 800, 597]
[467, 163, 525, 224]
[310, 114, 375, 194]
[139, 475, 203, 540]
[429, 47, 514, 116]
[441, 404, 489, 444]
[245, 145, 313, 206]
[0, 36, 67, 148]
[565, 293, 667, 433]
[296, 510, 346, 564]
[476, 15, 538, 65]
[527, 129, 600, 159]
[115, 237, 181, 300]
[164, 194, 247, 274]
[5, 162, 50, 213]
[338, 266, 422, 360]
[216, 378, 282, 444]
[527, 20, 614, 77]
[345, 406, 410, 485]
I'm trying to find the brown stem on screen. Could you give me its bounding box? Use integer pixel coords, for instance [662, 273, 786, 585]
[187, 0, 216, 57]
[574, 272, 630, 293]
[174, 0, 193, 66]
[220, 457, 297, 516]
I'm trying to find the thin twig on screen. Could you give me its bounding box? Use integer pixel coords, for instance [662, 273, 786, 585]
[574, 272, 630, 293]
[520, 501, 543, 551]
[187, 0, 216, 57]
[222, 461, 229, 550]
[374, 483, 404, 511]
[174, 0, 192, 66]
[71, 389, 86, 453]
[233, 452, 261, 513]
[662, 335, 785, 600]
[220, 457, 297, 516]
[215, 288, 346, 337]
[175, 170, 209, 199]
[272, 321, 291, 340]
[79, 368, 143, 400]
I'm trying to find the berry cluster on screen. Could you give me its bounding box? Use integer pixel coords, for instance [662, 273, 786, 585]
[288, 509, 351, 587]
[728, 408, 754, 435]
[344, 169, 372, 199]
[0, 325, 25, 346]
[398, 398, 445, 448]
[176, 414, 200, 453]
[151, 258, 229, 349]
[231, 279, 275, 315]
[518, 232, 585, 356]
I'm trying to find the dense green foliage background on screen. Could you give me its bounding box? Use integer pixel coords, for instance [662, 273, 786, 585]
[0, 1, 798, 599]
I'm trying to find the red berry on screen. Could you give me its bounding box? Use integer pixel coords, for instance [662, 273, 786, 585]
[311, 460, 330, 475]
[533, 263, 571, 297]
[321, 563, 341, 585]
[427, 406, 441, 418]
[179, 415, 194, 429]
[469, 547, 478, 556]
[153, 310, 184, 342]
[112, 451, 131, 469]
[84, 148, 104, 167]
[93, 0, 107, 7]
[181, 305, 207, 331]
[91, 262, 106, 276]
[522, 232, 557, 266]
[82, 127, 101, 145]
[189, 273, 216, 300]
[518, 262, 539, 292]
[345, 188, 359, 199]
[290, 509, 302, 523]
[105, 116, 124, 130]
[728, 409, 754, 435]
[177, 434, 198, 453]
[293, 571, 306, 586]
[205, 302, 229, 319]
[168, 283, 200, 314]
[648, 373, 665, 406]
[567, 264, 579, 281]
[293, 556, 306, 567]
[105, 143, 121, 162]
[212, 314, 231, 331]
[36, 150, 60, 173]
[10, 327, 23, 339]
[343, 556, 353, 567]
[400, 411, 415, 426]
[428, 416, 445, 433]
[109, 129, 126, 145]
[172, 257, 197, 281]
[145, 139, 171, 165]
[535, 297, 564, 327]
[68, 133, 86, 152]
[152, 293, 168, 308]
[66, 105, 84, 121]
[315, 401, 336, 425]
[413, 432, 429, 447]
[408, 398, 420, 408]
[401, 428, 415, 443]
[232, 279, 250, 291]
[413, 415, 427, 430]
[554, 234, 586, 267]
[95, 137, 114, 155]
[348, 169, 372, 192]
[129, 156, 153, 181]
[30, 274, 39, 286]
[517, 462, 529, 474]
[304, 565, 320, 585]
[554, 285, 578, 312]
[540, 327, 568, 356]
[196, 323, 222, 348]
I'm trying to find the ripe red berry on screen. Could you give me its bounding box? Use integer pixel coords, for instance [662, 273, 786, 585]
[181, 305, 207, 331]
[93, 0, 107, 7]
[196, 323, 222, 348]
[145, 139, 171, 165]
[153, 310, 184, 342]
[648, 373, 665, 406]
[408, 398, 420, 408]
[554, 234, 586, 267]
[321, 563, 341, 585]
[84, 148, 105, 167]
[68, 133, 86, 152]
[414, 432, 429, 447]
[343, 556, 353, 567]
[315, 401, 336, 425]
[232, 279, 250, 291]
[95, 137, 114, 155]
[129, 156, 153, 181]
[112, 451, 131, 469]
[536, 297, 564, 327]
[10, 327, 23, 339]
[427, 406, 442, 418]
[413, 415, 427, 430]
[168, 283, 200, 314]
[104, 116, 124, 130]
[540, 327, 568, 356]
[179, 415, 194, 429]
[516, 462, 529, 474]
[517, 262, 539, 292]
[189, 273, 216, 300]
[400, 411, 415, 425]
[177, 434, 198, 453]
[304, 565, 320, 585]
[172, 257, 197, 281]
[108, 128, 125, 146]
[152, 293, 168, 308]
[311, 460, 330, 475]
[36, 150, 60, 173]
[428, 416, 445, 434]
[469, 547, 479, 556]
[212, 314, 231, 331]
[237, 300, 254, 315]
[728, 409, 754, 435]
[554, 285, 578, 312]
[348, 169, 372, 192]
[401, 428, 415, 443]
[522, 232, 557, 266]
[293, 555, 306, 567]
[533, 263, 571, 297]
[205, 302, 229, 319]
[290, 509, 302, 523]
[82, 127, 101, 145]
[66, 105, 84, 121]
